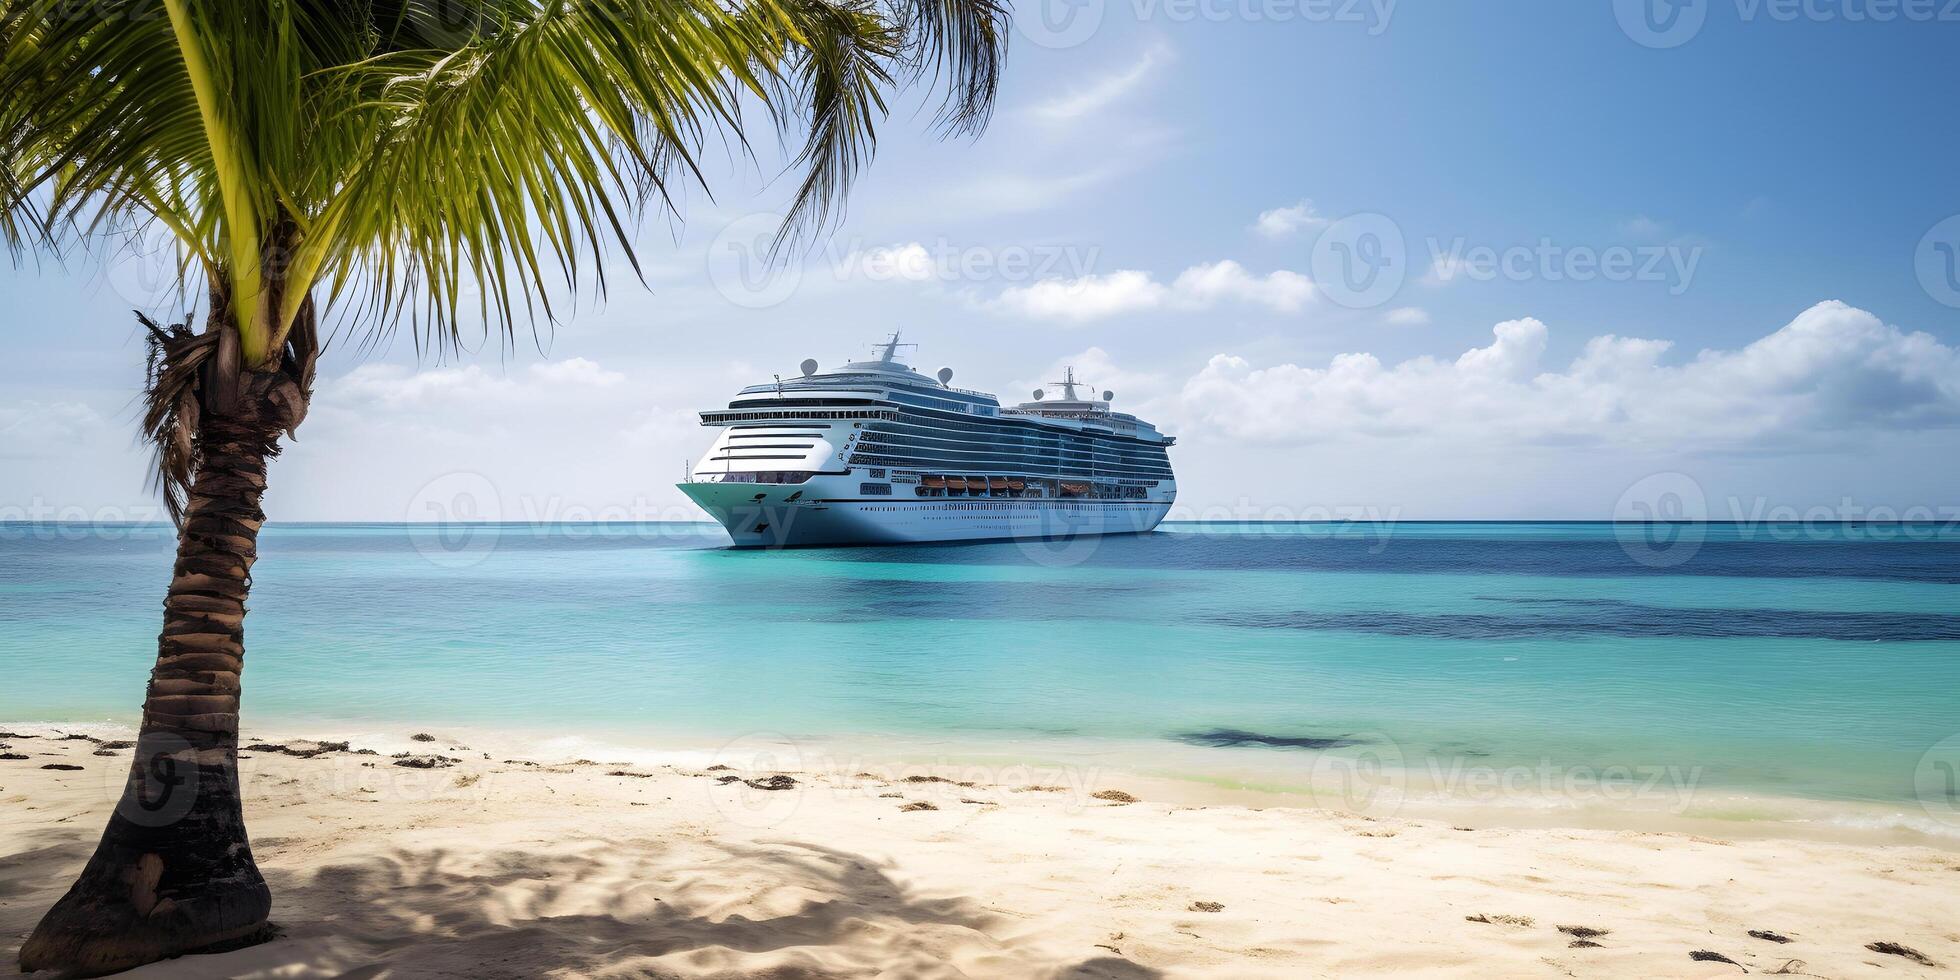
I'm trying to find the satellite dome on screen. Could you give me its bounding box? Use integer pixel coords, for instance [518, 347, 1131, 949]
[799, 358, 818, 377]
[937, 367, 954, 384]
[1103, 390, 1114, 402]
[1032, 388, 1045, 400]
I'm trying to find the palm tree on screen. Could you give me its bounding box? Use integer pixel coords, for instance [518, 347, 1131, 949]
[1, 0, 1003, 972]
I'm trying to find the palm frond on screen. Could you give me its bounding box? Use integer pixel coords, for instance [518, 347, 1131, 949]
[3, 0, 1009, 364]
[139, 312, 218, 526]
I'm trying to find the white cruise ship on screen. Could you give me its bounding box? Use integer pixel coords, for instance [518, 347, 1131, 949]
[679, 336, 1177, 547]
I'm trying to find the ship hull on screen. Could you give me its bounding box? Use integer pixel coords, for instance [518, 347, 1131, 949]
[679, 480, 1172, 548]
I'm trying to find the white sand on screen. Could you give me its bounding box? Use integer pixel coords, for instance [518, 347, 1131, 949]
[4, 725, 1958, 978]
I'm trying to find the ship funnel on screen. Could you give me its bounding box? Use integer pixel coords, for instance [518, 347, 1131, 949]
[799, 358, 818, 377]
[937, 367, 954, 384]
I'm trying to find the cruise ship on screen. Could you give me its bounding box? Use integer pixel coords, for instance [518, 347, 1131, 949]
[678, 336, 1177, 547]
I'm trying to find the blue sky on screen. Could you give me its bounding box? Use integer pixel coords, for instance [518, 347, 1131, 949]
[4, 1, 1960, 521]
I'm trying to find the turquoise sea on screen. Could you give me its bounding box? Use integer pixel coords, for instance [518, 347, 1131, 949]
[4, 521, 1959, 835]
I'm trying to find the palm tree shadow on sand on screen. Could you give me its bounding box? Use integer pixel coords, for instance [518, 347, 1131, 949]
[2, 829, 1160, 979]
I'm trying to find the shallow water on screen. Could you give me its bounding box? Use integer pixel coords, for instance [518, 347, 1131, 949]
[3, 521, 1958, 831]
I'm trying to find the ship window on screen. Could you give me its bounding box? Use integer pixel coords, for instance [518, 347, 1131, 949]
[869, 468, 886, 478]
[860, 482, 893, 496]
[720, 471, 814, 485]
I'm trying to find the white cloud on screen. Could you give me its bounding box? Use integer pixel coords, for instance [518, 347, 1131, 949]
[837, 241, 941, 282]
[1010, 347, 1169, 407]
[0, 401, 110, 458]
[992, 270, 1166, 323]
[1029, 43, 1173, 123]
[1175, 301, 1960, 450]
[335, 358, 624, 409]
[530, 358, 626, 387]
[1171, 261, 1313, 312]
[992, 260, 1312, 323]
[286, 355, 713, 521]
[1384, 307, 1431, 326]
[1251, 200, 1328, 240]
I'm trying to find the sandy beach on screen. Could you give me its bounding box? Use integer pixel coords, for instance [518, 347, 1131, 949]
[2, 725, 1956, 978]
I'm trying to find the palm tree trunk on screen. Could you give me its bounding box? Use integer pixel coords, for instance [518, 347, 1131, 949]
[18, 371, 290, 976]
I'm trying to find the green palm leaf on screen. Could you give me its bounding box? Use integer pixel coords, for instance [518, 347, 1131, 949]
[2, 0, 1007, 360]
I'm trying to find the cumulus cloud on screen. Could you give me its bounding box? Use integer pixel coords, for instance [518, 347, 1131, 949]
[334, 358, 625, 410]
[282, 355, 713, 521]
[1251, 200, 1327, 240]
[1175, 301, 1960, 450]
[1009, 347, 1169, 406]
[841, 242, 939, 282]
[1384, 307, 1431, 326]
[993, 260, 1312, 323]
[0, 400, 110, 458]
[1029, 42, 1172, 123]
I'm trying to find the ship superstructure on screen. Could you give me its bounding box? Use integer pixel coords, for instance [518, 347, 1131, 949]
[678, 335, 1176, 546]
